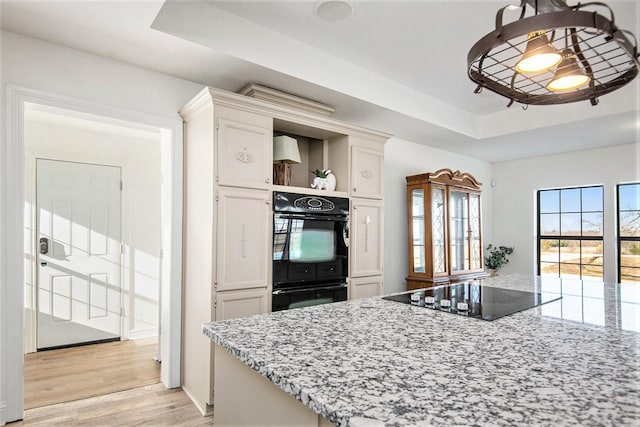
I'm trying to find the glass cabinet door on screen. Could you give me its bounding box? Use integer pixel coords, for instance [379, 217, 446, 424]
[411, 188, 425, 273]
[450, 190, 469, 272]
[470, 193, 482, 269]
[432, 187, 446, 274]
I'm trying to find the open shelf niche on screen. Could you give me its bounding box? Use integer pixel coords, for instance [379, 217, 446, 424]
[273, 119, 349, 196]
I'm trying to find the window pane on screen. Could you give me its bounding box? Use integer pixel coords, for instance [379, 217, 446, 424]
[561, 213, 581, 235]
[582, 212, 603, 236]
[540, 190, 559, 213]
[560, 262, 580, 279]
[620, 266, 640, 283]
[619, 183, 640, 211]
[582, 186, 603, 211]
[620, 211, 640, 237]
[620, 242, 640, 283]
[540, 214, 559, 235]
[559, 239, 580, 262]
[540, 239, 560, 262]
[540, 262, 558, 276]
[561, 188, 581, 212]
[582, 265, 603, 281]
[582, 240, 603, 266]
[621, 241, 640, 264]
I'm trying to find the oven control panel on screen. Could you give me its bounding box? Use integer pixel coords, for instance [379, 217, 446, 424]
[294, 196, 334, 211]
[273, 191, 349, 215]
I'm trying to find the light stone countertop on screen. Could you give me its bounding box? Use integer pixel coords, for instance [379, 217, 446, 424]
[203, 274, 640, 426]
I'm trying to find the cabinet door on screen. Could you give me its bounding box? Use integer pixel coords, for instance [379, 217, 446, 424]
[408, 186, 426, 276]
[349, 276, 383, 300]
[431, 186, 448, 275]
[448, 189, 483, 273]
[216, 107, 272, 190]
[351, 145, 383, 199]
[449, 189, 469, 272]
[215, 288, 269, 321]
[351, 199, 383, 277]
[469, 193, 482, 270]
[216, 188, 270, 291]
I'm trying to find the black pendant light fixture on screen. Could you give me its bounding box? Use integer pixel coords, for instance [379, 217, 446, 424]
[468, 0, 640, 107]
[547, 48, 590, 91]
[515, 30, 562, 73]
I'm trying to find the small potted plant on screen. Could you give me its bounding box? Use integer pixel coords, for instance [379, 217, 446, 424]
[484, 244, 514, 276]
[310, 169, 336, 191]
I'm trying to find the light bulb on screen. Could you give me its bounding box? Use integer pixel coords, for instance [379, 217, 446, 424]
[516, 31, 562, 73]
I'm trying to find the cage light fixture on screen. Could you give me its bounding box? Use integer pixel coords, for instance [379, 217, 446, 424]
[468, 0, 640, 107]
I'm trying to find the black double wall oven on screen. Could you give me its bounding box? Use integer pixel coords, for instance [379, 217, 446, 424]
[272, 191, 349, 311]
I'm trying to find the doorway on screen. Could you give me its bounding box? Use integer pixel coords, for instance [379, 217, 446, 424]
[2, 86, 183, 423]
[23, 105, 162, 407]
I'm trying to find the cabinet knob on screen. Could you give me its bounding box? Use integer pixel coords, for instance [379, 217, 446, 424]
[353, 187, 357, 192]
[265, 178, 270, 184]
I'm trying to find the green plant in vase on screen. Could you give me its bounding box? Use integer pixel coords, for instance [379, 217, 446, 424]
[310, 169, 336, 191]
[484, 244, 514, 276]
[311, 169, 331, 178]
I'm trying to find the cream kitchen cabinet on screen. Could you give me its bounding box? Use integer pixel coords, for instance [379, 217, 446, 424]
[216, 187, 271, 292]
[350, 140, 384, 200]
[216, 106, 272, 190]
[350, 198, 384, 278]
[349, 276, 383, 299]
[215, 288, 270, 321]
[180, 90, 273, 415]
[179, 86, 390, 415]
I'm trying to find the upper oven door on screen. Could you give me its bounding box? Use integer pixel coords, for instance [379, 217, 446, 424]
[273, 213, 348, 262]
[273, 213, 349, 285]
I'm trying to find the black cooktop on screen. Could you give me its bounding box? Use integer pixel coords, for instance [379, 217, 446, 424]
[383, 282, 561, 321]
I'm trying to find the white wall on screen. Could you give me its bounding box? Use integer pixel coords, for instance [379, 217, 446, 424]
[24, 112, 162, 348]
[0, 30, 202, 424]
[383, 137, 493, 294]
[492, 143, 640, 282]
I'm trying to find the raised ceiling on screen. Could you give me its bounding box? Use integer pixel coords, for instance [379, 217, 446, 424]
[2, 0, 638, 162]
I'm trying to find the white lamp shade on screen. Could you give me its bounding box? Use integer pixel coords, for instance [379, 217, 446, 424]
[273, 135, 301, 164]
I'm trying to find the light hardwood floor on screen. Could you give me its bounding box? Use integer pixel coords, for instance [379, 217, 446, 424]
[11, 383, 211, 426]
[24, 337, 161, 409]
[12, 338, 210, 425]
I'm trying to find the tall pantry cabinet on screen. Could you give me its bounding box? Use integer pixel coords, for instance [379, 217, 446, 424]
[349, 139, 385, 299]
[179, 86, 390, 415]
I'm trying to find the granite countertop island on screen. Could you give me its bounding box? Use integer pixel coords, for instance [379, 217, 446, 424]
[203, 275, 640, 426]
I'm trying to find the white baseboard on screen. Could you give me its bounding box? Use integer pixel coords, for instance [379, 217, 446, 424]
[181, 386, 213, 417]
[0, 400, 8, 426]
[128, 329, 158, 340]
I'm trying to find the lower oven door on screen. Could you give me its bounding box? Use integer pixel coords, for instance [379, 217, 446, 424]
[272, 283, 348, 312]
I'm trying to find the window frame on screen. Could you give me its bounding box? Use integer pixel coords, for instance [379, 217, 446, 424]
[536, 185, 604, 280]
[617, 182, 640, 284]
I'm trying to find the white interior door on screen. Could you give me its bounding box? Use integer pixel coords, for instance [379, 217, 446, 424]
[36, 159, 122, 349]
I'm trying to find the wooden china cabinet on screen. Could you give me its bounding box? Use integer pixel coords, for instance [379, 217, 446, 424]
[406, 168, 488, 290]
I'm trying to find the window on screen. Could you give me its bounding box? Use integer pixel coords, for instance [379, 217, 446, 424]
[618, 183, 640, 283]
[537, 186, 604, 280]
